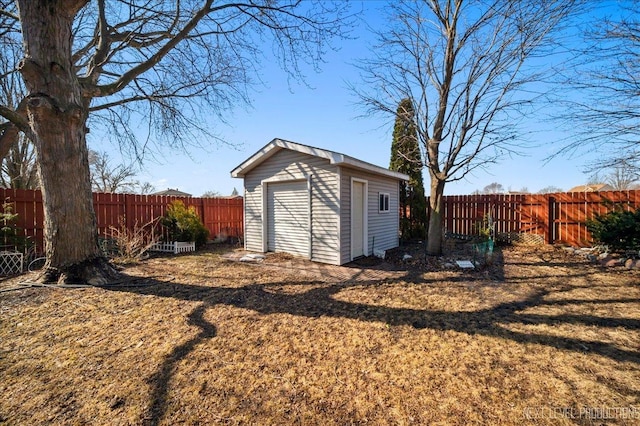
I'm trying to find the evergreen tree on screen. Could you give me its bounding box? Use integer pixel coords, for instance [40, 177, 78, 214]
[389, 98, 428, 241]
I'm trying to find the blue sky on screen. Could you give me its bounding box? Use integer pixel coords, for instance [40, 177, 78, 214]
[91, 1, 607, 197]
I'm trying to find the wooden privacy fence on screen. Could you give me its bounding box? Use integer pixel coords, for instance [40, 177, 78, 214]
[0, 188, 243, 255]
[437, 190, 640, 247]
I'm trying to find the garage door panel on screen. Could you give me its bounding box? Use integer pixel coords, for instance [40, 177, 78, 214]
[267, 181, 309, 257]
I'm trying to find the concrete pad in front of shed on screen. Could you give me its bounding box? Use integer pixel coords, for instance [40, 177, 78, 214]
[239, 254, 265, 262]
[222, 251, 265, 262]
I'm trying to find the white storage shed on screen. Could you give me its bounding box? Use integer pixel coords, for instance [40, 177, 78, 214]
[231, 139, 409, 265]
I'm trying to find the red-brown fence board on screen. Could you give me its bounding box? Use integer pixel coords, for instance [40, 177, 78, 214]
[435, 190, 640, 247]
[201, 197, 244, 239]
[0, 189, 243, 255]
[1, 188, 44, 253]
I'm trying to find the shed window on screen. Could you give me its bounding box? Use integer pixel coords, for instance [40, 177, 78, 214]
[379, 193, 390, 213]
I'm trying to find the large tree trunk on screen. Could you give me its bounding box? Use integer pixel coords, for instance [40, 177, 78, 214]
[426, 175, 445, 255]
[17, 0, 118, 284]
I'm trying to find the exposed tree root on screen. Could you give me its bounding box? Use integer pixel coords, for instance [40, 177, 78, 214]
[37, 256, 122, 285]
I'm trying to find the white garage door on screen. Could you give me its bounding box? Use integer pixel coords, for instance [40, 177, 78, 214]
[267, 180, 309, 257]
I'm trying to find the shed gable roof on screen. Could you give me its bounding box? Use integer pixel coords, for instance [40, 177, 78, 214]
[231, 138, 409, 181]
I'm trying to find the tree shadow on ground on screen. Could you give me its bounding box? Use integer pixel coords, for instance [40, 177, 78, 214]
[106, 251, 639, 424]
[142, 304, 216, 425]
[108, 278, 640, 365]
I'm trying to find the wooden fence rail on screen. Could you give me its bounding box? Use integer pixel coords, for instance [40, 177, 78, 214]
[438, 190, 640, 247]
[0, 188, 243, 255]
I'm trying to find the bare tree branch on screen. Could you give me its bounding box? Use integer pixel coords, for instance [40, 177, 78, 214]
[0, 28, 33, 160]
[554, 1, 640, 169]
[63, 0, 352, 156]
[0, 3, 19, 22]
[0, 131, 38, 189]
[85, 0, 215, 97]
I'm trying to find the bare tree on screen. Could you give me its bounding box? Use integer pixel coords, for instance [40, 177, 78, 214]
[138, 181, 155, 195]
[354, 0, 581, 254]
[89, 150, 153, 193]
[602, 162, 639, 190]
[538, 185, 563, 194]
[0, 0, 350, 283]
[557, 1, 640, 171]
[481, 182, 505, 194]
[201, 190, 221, 198]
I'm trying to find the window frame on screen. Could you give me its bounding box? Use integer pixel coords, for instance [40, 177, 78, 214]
[378, 192, 390, 213]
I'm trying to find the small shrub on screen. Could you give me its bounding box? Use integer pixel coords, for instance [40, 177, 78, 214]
[161, 200, 209, 247]
[473, 213, 495, 242]
[586, 207, 640, 252]
[0, 198, 33, 254]
[107, 217, 160, 264]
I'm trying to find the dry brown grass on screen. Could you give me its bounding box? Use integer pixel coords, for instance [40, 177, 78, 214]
[1, 245, 639, 425]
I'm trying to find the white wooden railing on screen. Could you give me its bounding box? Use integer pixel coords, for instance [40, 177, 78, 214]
[150, 241, 196, 254]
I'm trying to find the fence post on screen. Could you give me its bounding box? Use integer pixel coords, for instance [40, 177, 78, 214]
[198, 196, 205, 228]
[124, 194, 134, 233]
[545, 195, 555, 244]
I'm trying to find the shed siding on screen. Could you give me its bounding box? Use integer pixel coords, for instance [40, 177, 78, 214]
[243, 149, 340, 264]
[244, 186, 263, 252]
[339, 167, 400, 264]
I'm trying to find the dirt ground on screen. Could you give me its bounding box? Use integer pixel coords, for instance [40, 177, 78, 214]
[1, 243, 639, 425]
